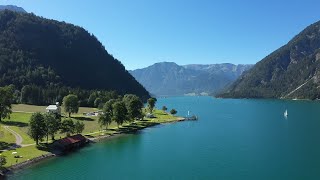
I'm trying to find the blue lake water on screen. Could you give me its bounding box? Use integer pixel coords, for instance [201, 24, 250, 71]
[9, 96, 320, 179]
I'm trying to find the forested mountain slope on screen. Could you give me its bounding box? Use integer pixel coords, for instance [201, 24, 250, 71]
[219, 20, 320, 99]
[0, 10, 149, 104]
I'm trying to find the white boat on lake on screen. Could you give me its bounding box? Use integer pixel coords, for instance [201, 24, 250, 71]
[284, 109, 288, 117]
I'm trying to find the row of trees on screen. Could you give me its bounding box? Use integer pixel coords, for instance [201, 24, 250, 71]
[29, 113, 84, 145]
[148, 98, 177, 115]
[98, 94, 144, 129]
[161, 106, 177, 115]
[18, 85, 120, 107]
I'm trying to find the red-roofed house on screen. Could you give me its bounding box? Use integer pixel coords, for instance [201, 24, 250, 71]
[53, 134, 88, 152]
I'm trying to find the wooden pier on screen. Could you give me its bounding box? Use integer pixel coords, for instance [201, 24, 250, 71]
[184, 115, 198, 120]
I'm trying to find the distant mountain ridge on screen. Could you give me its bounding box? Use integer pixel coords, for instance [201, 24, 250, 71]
[183, 64, 250, 80]
[0, 5, 26, 13]
[130, 62, 252, 96]
[218, 20, 320, 99]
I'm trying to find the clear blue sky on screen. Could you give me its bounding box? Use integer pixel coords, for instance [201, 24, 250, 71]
[1, 0, 320, 70]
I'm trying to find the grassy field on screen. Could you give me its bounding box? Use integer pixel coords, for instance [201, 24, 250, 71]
[0, 104, 181, 167]
[146, 109, 182, 123]
[4, 112, 32, 125]
[0, 126, 16, 149]
[1, 145, 49, 167]
[3, 112, 34, 146]
[12, 104, 98, 115]
[12, 104, 47, 113]
[9, 126, 35, 145]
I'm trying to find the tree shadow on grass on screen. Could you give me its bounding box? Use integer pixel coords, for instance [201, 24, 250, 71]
[73, 117, 95, 121]
[1, 121, 28, 127]
[0, 142, 17, 150]
[158, 112, 168, 115]
[37, 143, 50, 151]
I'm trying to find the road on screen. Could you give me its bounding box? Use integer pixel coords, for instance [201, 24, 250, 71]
[3, 126, 23, 146]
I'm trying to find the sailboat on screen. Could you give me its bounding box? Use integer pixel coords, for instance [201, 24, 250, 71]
[284, 109, 288, 117]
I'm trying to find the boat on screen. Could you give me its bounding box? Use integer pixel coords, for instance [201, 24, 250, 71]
[284, 109, 288, 117]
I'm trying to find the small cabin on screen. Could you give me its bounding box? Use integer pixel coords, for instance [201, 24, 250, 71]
[52, 134, 88, 152]
[46, 102, 61, 115]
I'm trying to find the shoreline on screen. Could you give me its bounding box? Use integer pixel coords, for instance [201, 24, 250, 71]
[88, 117, 185, 143]
[2, 116, 186, 177]
[2, 153, 56, 176]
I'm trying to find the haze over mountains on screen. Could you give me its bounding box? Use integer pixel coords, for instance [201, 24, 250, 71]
[130, 62, 252, 96]
[219, 20, 320, 100]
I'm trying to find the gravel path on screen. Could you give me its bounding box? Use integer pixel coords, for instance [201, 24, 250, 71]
[3, 126, 23, 146]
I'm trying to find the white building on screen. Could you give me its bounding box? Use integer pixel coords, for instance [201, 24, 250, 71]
[46, 102, 61, 115]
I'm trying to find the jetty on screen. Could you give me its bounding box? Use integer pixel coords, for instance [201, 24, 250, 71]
[184, 111, 198, 120]
[184, 115, 198, 120]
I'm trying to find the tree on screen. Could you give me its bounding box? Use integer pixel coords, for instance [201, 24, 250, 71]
[147, 97, 157, 113]
[162, 106, 167, 112]
[63, 94, 79, 117]
[0, 85, 14, 121]
[29, 113, 47, 145]
[98, 99, 116, 129]
[104, 99, 116, 113]
[44, 113, 61, 141]
[99, 106, 111, 129]
[60, 119, 75, 136]
[88, 92, 98, 107]
[94, 97, 103, 109]
[123, 94, 143, 121]
[0, 155, 6, 167]
[170, 109, 177, 115]
[112, 101, 127, 127]
[74, 120, 85, 134]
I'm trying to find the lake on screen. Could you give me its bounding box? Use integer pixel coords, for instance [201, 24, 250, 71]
[8, 96, 320, 179]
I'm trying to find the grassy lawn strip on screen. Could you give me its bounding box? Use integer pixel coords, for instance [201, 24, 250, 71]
[12, 104, 47, 113]
[3, 112, 32, 125]
[12, 104, 96, 114]
[1, 145, 48, 167]
[9, 126, 35, 145]
[146, 109, 181, 123]
[0, 126, 16, 149]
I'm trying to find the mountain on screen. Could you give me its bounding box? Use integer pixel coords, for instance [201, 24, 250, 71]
[130, 62, 252, 96]
[0, 5, 26, 13]
[0, 10, 150, 104]
[218, 20, 320, 100]
[183, 64, 251, 80]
